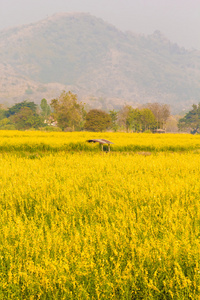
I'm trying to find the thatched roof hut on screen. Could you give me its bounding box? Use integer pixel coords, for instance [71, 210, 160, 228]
[86, 139, 114, 151]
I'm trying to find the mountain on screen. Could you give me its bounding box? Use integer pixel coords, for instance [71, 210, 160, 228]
[1, 13, 200, 113]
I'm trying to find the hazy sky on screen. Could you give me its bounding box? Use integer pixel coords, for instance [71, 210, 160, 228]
[1, 0, 200, 50]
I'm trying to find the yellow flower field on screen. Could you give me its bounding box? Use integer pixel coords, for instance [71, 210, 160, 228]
[1, 130, 200, 152]
[0, 131, 200, 299]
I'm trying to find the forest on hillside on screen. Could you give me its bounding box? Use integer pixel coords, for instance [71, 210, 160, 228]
[0, 13, 200, 113]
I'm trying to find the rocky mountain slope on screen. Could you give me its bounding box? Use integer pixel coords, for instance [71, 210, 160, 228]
[1, 13, 200, 112]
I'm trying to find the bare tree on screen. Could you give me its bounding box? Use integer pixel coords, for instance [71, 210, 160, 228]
[146, 103, 170, 129]
[118, 105, 132, 132]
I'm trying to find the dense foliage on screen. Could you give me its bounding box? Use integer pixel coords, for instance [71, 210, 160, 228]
[0, 100, 46, 131]
[50, 91, 85, 131]
[84, 109, 111, 132]
[178, 103, 200, 134]
[117, 103, 170, 132]
[0, 92, 173, 132]
[40, 98, 51, 119]
[5, 100, 37, 118]
[10, 107, 43, 130]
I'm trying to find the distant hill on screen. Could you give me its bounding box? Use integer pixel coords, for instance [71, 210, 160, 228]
[1, 13, 200, 113]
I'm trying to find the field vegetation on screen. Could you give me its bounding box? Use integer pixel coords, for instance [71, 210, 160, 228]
[0, 131, 200, 153]
[0, 131, 200, 299]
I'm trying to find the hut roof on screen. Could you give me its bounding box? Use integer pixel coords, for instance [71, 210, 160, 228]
[86, 139, 114, 144]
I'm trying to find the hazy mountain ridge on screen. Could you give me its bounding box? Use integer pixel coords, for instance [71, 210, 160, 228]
[0, 13, 200, 112]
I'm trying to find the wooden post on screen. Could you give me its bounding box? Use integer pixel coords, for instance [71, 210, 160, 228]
[101, 144, 103, 151]
[108, 144, 110, 152]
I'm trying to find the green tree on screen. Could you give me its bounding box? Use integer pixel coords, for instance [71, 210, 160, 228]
[178, 104, 200, 134]
[127, 108, 141, 132]
[0, 105, 6, 121]
[84, 109, 111, 132]
[118, 105, 141, 132]
[109, 110, 118, 132]
[40, 98, 51, 119]
[10, 107, 43, 130]
[139, 108, 156, 131]
[6, 101, 37, 118]
[50, 91, 85, 131]
[0, 118, 15, 130]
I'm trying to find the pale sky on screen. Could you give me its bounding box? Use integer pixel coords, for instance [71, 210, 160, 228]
[1, 0, 200, 50]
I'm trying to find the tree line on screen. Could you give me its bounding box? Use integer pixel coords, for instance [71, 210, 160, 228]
[1, 90, 197, 133]
[178, 104, 200, 134]
[0, 99, 51, 130]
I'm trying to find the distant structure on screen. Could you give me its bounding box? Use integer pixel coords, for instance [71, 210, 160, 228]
[87, 139, 114, 151]
[153, 129, 166, 133]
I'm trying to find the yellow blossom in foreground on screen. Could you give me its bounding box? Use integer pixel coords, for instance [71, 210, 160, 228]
[0, 131, 200, 298]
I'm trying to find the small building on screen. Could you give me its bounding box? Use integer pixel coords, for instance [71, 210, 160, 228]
[86, 139, 114, 151]
[153, 129, 166, 134]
